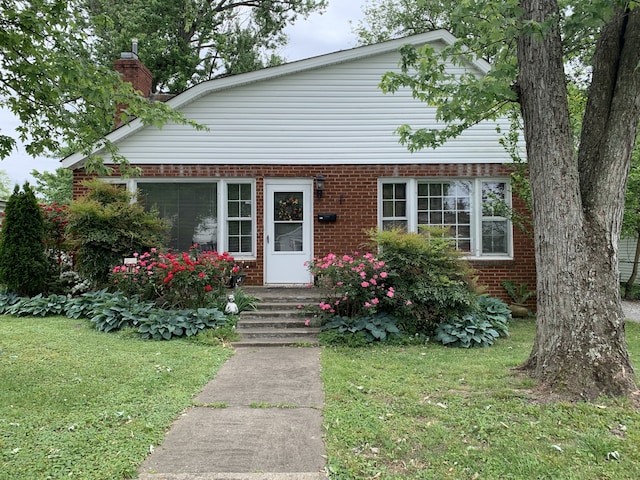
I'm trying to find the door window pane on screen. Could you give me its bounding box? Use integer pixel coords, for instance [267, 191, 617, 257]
[273, 191, 304, 252]
[275, 224, 303, 252]
[275, 192, 303, 221]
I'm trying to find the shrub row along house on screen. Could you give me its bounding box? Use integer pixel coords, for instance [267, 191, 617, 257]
[62, 30, 536, 299]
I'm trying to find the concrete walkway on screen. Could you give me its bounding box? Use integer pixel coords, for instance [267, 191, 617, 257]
[138, 347, 327, 480]
[136, 300, 639, 480]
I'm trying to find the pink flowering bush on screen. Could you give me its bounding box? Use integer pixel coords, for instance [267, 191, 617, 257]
[310, 229, 479, 339]
[110, 246, 238, 309]
[307, 252, 399, 319]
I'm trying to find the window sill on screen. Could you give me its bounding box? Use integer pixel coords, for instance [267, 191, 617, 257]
[466, 256, 514, 262]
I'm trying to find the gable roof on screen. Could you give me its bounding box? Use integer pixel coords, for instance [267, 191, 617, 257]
[62, 30, 491, 170]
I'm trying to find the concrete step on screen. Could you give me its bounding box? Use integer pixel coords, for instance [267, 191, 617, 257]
[238, 318, 320, 329]
[242, 305, 304, 319]
[250, 301, 313, 311]
[233, 287, 325, 347]
[230, 336, 320, 347]
[238, 328, 320, 339]
[242, 287, 326, 303]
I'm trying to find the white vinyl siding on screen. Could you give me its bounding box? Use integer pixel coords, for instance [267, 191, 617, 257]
[380, 178, 513, 259]
[86, 52, 520, 168]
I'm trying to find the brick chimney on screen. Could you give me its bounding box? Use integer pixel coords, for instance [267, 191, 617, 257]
[113, 39, 152, 126]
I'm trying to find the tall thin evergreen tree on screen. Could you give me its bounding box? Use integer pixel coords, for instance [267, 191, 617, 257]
[0, 183, 47, 296]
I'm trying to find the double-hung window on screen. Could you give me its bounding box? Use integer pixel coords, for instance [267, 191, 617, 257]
[380, 178, 512, 258]
[134, 180, 255, 258]
[226, 183, 253, 254]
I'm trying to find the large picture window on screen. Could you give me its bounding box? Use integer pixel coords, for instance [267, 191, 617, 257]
[136, 180, 254, 257]
[380, 178, 512, 258]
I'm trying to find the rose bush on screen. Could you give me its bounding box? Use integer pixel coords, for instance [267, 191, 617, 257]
[110, 246, 238, 309]
[307, 252, 402, 319]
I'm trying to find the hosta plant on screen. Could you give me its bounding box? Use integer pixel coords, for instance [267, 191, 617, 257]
[320, 312, 401, 344]
[1, 293, 68, 317]
[138, 308, 229, 340]
[435, 296, 511, 348]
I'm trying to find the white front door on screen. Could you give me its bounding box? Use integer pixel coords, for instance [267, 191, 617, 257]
[264, 179, 313, 285]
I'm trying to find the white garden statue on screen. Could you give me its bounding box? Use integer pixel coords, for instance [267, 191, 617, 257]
[224, 294, 239, 314]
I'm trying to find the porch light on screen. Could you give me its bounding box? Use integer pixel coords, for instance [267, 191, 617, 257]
[315, 174, 325, 198]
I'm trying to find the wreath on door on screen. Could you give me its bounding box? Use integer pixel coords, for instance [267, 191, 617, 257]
[277, 197, 303, 221]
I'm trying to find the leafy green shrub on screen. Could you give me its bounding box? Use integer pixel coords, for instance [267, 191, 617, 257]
[369, 228, 478, 334]
[63, 290, 230, 340]
[434, 296, 511, 348]
[2, 294, 68, 317]
[501, 280, 536, 304]
[185, 321, 240, 345]
[110, 247, 237, 309]
[320, 312, 401, 344]
[66, 180, 169, 286]
[478, 296, 512, 336]
[64, 289, 111, 319]
[0, 183, 48, 296]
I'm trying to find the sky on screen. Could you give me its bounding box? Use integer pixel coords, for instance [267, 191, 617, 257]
[0, 0, 368, 189]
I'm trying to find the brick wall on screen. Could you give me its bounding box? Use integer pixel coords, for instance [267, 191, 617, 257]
[72, 163, 536, 303]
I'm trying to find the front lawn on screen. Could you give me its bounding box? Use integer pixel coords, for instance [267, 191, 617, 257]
[0, 316, 233, 479]
[321, 319, 640, 479]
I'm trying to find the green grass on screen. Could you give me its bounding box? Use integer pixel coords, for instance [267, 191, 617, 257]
[321, 319, 640, 479]
[0, 315, 233, 479]
[3, 314, 640, 479]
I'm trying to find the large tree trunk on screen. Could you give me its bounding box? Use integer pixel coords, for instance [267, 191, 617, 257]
[517, 0, 640, 400]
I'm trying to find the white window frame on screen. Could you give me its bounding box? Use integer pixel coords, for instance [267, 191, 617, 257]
[115, 178, 257, 260]
[224, 181, 255, 258]
[378, 178, 513, 260]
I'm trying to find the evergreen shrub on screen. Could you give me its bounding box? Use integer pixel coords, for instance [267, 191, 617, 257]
[0, 183, 48, 296]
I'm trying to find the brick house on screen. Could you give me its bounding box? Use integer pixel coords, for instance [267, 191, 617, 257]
[62, 30, 536, 299]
